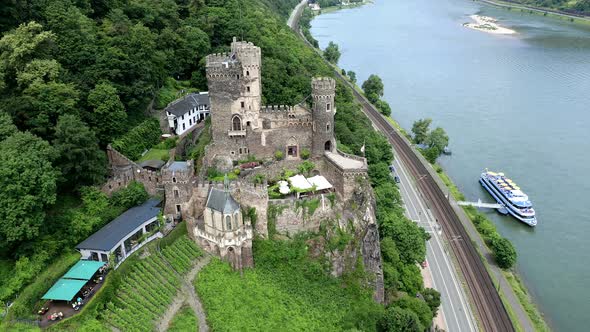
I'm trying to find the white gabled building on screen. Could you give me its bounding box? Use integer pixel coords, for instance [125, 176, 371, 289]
[165, 92, 211, 136]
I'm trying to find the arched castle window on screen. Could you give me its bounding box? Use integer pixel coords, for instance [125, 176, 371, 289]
[232, 115, 242, 131]
[326, 122, 331, 133]
[234, 212, 239, 228]
[172, 177, 177, 183]
[325, 140, 332, 152]
[246, 70, 250, 76]
[225, 215, 232, 231]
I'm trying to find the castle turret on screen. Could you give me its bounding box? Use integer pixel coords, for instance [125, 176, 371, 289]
[206, 37, 262, 149]
[311, 77, 336, 157]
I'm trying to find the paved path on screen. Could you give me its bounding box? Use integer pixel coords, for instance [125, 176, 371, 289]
[157, 256, 211, 332]
[325, 151, 365, 169]
[392, 156, 477, 332]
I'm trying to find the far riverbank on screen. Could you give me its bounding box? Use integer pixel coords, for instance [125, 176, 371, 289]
[477, 0, 590, 26]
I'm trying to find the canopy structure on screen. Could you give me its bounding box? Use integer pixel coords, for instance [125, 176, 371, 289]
[307, 175, 333, 191]
[62, 260, 105, 281]
[41, 278, 87, 301]
[289, 175, 313, 191]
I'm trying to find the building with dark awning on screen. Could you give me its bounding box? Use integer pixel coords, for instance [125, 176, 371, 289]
[76, 198, 163, 267]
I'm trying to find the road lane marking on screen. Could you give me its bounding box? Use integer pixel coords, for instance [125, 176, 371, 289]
[393, 157, 476, 332]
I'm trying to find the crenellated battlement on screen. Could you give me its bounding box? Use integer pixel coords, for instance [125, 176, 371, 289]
[312, 77, 336, 92]
[260, 105, 294, 113]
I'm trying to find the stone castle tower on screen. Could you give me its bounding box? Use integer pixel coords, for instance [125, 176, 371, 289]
[311, 77, 336, 157]
[206, 38, 262, 148]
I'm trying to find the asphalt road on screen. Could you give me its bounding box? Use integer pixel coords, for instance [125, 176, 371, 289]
[392, 155, 477, 332]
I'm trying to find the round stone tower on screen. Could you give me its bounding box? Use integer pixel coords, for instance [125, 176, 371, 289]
[311, 77, 336, 157]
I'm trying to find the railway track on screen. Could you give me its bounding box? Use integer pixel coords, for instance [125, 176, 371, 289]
[346, 81, 515, 332]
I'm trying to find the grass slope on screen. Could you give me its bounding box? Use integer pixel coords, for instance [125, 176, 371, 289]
[195, 237, 382, 331]
[168, 305, 198, 332]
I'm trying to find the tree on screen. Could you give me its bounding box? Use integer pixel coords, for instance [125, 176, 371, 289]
[422, 288, 441, 316]
[0, 21, 55, 83]
[399, 264, 423, 295]
[16, 59, 61, 88]
[395, 295, 434, 329]
[23, 81, 80, 138]
[380, 214, 428, 265]
[362, 74, 384, 101]
[426, 127, 449, 152]
[378, 306, 424, 332]
[323, 41, 341, 64]
[0, 111, 17, 141]
[375, 99, 392, 116]
[87, 82, 127, 144]
[411, 118, 432, 144]
[491, 237, 517, 269]
[110, 181, 149, 209]
[423, 146, 440, 164]
[368, 163, 392, 187]
[347, 70, 356, 83]
[53, 114, 107, 189]
[0, 132, 57, 250]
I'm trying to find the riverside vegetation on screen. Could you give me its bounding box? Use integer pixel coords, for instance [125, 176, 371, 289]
[1, 0, 437, 330]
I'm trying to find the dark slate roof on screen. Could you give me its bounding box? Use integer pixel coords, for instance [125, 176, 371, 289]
[167, 161, 189, 172]
[206, 188, 240, 214]
[139, 159, 166, 170]
[166, 93, 210, 117]
[76, 198, 162, 252]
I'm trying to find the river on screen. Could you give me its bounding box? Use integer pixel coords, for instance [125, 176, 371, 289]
[310, 1, 590, 331]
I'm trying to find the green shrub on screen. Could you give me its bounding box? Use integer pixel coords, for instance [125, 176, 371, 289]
[300, 148, 311, 160]
[154, 136, 178, 150]
[111, 118, 161, 160]
[297, 161, 315, 176]
[274, 150, 284, 161]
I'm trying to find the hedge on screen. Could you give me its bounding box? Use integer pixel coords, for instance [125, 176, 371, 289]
[111, 118, 161, 161]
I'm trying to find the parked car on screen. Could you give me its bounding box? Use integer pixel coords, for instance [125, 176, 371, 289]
[388, 165, 395, 172]
[394, 176, 400, 183]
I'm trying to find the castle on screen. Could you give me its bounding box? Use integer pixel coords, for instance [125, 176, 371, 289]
[204, 37, 338, 167]
[101, 38, 383, 301]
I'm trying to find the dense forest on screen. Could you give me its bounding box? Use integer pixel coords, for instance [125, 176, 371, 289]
[0, 0, 435, 330]
[506, 0, 590, 14]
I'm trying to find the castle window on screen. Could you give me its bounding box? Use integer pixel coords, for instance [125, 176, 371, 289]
[189, 119, 192, 125]
[173, 177, 177, 183]
[174, 189, 179, 198]
[232, 115, 242, 131]
[326, 103, 331, 111]
[225, 216, 232, 231]
[246, 86, 250, 92]
[239, 148, 242, 154]
[246, 70, 250, 76]
[287, 146, 298, 157]
[182, 123, 186, 131]
[237, 74, 240, 79]
[241, 101, 245, 108]
[176, 204, 181, 213]
[326, 122, 331, 133]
